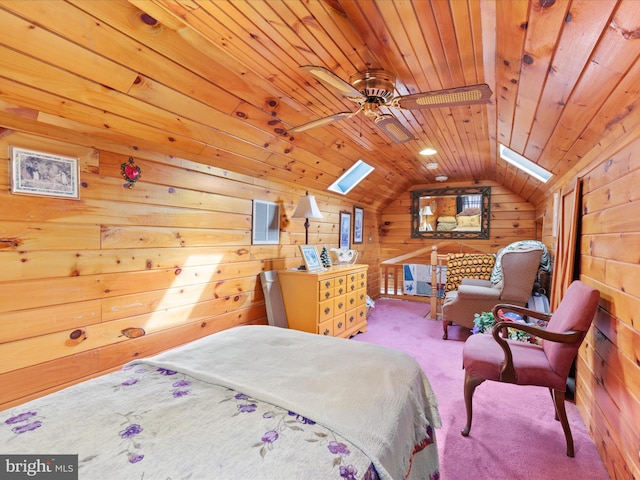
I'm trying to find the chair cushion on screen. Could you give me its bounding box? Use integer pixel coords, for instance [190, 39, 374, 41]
[543, 281, 600, 378]
[463, 334, 567, 390]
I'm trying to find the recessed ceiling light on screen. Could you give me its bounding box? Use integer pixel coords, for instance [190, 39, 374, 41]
[426, 162, 439, 170]
[420, 147, 437, 156]
[435, 175, 448, 182]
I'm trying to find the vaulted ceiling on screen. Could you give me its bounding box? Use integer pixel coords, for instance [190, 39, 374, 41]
[1, 0, 639, 210]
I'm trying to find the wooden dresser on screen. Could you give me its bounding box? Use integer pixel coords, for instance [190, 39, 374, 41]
[278, 264, 368, 338]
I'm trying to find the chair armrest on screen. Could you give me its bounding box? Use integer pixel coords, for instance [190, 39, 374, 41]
[457, 284, 501, 300]
[461, 278, 492, 288]
[493, 303, 552, 323]
[490, 321, 584, 383]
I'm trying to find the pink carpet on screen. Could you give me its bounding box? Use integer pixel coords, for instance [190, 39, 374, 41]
[352, 298, 609, 480]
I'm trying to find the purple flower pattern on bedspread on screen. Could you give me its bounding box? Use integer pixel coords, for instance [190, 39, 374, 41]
[219, 389, 379, 479]
[111, 364, 194, 465]
[4, 411, 43, 435]
[0, 361, 438, 479]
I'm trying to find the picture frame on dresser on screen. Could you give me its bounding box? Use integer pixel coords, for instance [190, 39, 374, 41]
[339, 211, 351, 249]
[299, 245, 325, 272]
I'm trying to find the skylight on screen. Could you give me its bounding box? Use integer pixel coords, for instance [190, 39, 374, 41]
[499, 144, 552, 183]
[327, 159, 374, 195]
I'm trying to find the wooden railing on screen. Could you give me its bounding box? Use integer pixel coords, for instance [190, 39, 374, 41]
[380, 246, 448, 319]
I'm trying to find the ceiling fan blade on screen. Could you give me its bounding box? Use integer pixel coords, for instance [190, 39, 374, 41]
[374, 115, 415, 144]
[300, 65, 363, 98]
[290, 112, 354, 133]
[394, 83, 493, 109]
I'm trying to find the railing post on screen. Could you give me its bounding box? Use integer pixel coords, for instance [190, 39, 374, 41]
[431, 246, 438, 319]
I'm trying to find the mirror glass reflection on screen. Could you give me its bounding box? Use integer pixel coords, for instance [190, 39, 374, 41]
[411, 186, 491, 239]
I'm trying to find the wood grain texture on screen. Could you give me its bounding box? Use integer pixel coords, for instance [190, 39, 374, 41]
[1, 1, 640, 477]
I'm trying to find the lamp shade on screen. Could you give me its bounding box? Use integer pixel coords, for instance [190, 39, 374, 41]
[292, 193, 323, 219]
[422, 205, 433, 216]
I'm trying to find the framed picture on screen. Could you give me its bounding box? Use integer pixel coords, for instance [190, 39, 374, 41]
[299, 245, 325, 272]
[353, 206, 364, 244]
[10, 146, 79, 199]
[339, 211, 351, 249]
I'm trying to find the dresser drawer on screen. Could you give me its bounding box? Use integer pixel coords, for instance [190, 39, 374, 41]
[320, 277, 335, 290]
[345, 309, 358, 329]
[318, 319, 333, 336]
[319, 298, 334, 322]
[356, 288, 367, 306]
[334, 280, 347, 296]
[319, 286, 335, 301]
[346, 291, 358, 309]
[333, 313, 346, 335]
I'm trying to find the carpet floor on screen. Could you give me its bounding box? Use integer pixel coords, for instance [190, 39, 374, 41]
[352, 298, 610, 480]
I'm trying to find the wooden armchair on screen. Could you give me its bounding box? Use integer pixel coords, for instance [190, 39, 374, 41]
[460, 280, 600, 457]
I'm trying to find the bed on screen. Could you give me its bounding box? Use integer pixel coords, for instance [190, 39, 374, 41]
[0, 325, 441, 480]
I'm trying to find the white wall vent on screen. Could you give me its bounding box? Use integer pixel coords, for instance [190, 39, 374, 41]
[252, 200, 280, 244]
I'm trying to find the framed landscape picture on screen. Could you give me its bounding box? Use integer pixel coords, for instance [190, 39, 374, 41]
[353, 206, 364, 244]
[339, 211, 351, 249]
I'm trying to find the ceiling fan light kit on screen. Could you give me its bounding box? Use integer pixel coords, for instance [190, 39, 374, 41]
[292, 65, 492, 145]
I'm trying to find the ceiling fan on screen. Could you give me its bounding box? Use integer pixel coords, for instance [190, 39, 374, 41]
[291, 65, 492, 144]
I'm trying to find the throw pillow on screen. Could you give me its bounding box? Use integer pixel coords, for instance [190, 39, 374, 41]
[445, 253, 496, 292]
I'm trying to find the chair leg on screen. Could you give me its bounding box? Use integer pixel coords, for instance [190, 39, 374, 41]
[461, 371, 485, 437]
[552, 389, 574, 457]
[443, 320, 450, 339]
[548, 388, 559, 420]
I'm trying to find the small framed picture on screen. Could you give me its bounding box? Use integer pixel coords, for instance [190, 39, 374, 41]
[10, 146, 80, 199]
[299, 245, 325, 272]
[353, 206, 364, 244]
[339, 211, 351, 249]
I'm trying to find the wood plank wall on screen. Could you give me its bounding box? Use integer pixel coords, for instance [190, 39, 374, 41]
[539, 134, 640, 480]
[0, 131, 381, 409]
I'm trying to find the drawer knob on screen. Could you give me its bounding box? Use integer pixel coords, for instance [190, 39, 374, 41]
[323, 329, 330, 336]
[338, 288, 344, 294]
[324, 307, 331, 315]
[349, 315, 354, 323]
[338, 302, 343, 309]
[325, 291, 331, 299]
[350, 298, 355, 305]
[337, 322, 343, 328]
[325, 281, 331, 288]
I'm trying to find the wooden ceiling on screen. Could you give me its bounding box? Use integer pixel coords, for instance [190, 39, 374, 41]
[1, 0, 639, 209]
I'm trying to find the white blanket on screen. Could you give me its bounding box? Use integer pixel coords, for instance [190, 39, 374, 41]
[134, 325, 441, 480]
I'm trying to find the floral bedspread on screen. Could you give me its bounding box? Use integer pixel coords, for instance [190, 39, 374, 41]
[1, 363, 386, 479]
[1, 326, 441, 480]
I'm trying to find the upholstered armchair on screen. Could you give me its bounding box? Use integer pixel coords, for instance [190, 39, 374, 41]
[441, 242, 544, 339]
[460, 280, 600, 457]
